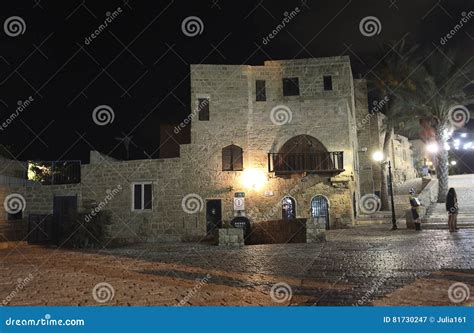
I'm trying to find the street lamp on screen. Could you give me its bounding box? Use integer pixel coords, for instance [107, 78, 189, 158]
[372, 151, 397, 230]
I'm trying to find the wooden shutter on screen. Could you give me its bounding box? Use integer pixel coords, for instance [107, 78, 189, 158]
[232, 146, 243, 171]
[222, 146, 232, 171]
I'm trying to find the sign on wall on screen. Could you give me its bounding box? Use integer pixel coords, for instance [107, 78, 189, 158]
[234, 192, 245, 211]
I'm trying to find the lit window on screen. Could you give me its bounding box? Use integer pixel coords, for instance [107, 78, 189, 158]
[282, 196, 296, 220]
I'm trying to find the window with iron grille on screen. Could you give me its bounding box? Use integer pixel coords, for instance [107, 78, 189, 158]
[323, 75, 333, 91]
[282, 77, 300, 96]
[256, 80, 266, 101]
[222, 145, 243, 171]
[132, 182, 153, 210]
[198, 98, 209, 121]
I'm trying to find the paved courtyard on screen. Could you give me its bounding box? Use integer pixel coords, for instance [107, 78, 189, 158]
[0, 225, 472, 306]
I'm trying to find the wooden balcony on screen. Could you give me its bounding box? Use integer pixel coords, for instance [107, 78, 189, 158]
[268, 152, 344, 175]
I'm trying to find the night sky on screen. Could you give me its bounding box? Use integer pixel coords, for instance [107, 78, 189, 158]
[0, 0, 473, 164]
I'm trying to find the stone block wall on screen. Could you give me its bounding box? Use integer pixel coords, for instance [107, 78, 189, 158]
[0, 157, 27, 179]
[218, 228, 244, 246]
[391, 135, 417, 184]
[2, 57, 370, 244]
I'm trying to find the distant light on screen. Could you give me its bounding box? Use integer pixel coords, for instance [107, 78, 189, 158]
[372, 151, 384, 162]
[444, 143, 450, 151]
[427, 161, 433, 166]
[463, 142, 472, 150]
[450, 161, 457, 166]
[461, 133, 467, 138]
[426, 143, 439, 153]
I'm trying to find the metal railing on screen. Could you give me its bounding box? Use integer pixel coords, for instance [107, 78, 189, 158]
[268, 152, 344, 174]
[27, 160, 81, 185]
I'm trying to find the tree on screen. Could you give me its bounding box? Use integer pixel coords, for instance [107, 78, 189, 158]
[369, 39, 419, 209]
[384, 49, 473, 202]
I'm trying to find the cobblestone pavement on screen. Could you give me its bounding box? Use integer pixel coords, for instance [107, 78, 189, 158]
[0, 225, 472, 306]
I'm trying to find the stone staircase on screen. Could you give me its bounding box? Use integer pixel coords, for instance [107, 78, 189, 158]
[421, 174, 474, 229]
[421, 203, 474, 229]
[355, 211, 394, 225]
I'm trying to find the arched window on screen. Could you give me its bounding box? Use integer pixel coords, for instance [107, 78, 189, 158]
[222, 145, 243, 171]
[311, 195, 330, 230]
[282, 196, 296, 220]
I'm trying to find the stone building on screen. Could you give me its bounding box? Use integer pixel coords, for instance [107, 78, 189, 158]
[0, 57, 417, 244]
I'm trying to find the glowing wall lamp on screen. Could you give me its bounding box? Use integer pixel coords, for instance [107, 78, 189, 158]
[241, 168, 267, 190]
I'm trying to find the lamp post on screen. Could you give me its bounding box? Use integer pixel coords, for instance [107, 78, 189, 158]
[372, 151, 397, 230]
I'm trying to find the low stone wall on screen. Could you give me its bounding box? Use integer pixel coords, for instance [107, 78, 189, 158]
[246, 218, 306, 245]
[217, 228, 244, 246]
[418, 178, 438, 207]
[306, 217, 326, 242]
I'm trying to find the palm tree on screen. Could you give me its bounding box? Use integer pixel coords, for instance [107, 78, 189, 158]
[384, 49, 473, 202]
[369, 39, 419, 209]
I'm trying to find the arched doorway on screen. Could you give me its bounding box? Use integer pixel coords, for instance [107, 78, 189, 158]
[282, 196, 296, 220]
[274, 135, 334, 173]
[311, 195, 329, 230]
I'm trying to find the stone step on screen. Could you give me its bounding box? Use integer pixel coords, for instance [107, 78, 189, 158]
[421, 223, 474, 229]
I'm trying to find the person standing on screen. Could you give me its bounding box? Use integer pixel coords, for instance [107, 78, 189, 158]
[409, 188, 422, 231]
[446, 188, 459, 232]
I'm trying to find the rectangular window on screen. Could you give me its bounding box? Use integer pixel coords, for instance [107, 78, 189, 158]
[198, 98, 209, 121]
[256, 80, 266, 101]
[283, 77, 300, 96]
[323, 75, 333, 91]
[132, 182, 153, 210]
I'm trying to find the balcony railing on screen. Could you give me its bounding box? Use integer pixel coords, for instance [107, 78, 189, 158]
[28, 160, 81, 185]
[268, 152, 344, 174]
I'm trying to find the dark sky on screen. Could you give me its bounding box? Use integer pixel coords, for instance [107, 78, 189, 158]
[0, 0, 473, 163]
